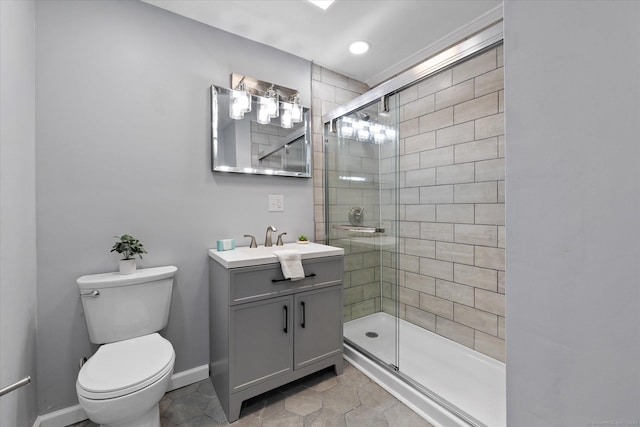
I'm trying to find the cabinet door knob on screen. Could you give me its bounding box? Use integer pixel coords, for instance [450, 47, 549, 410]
[283, 305, 288, 334]
[301, 301, 306, 328]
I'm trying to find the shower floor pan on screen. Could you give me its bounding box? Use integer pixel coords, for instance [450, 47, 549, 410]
[344, 312, 505, 427]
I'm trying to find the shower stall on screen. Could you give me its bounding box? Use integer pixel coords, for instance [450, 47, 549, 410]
[324, 24, 505, 427]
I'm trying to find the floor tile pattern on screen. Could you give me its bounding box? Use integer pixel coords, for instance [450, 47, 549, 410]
[68, 360, 433, 427]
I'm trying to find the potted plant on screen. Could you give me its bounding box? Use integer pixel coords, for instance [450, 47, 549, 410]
[111, 234, 147, 274]
[297, 234, 309, 244]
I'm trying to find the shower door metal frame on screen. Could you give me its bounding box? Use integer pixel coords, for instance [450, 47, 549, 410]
[323, 20, 504, 427]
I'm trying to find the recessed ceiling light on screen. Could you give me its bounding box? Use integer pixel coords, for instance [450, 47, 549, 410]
[308, 0, 335, 10]
[349, 41, 370, 55]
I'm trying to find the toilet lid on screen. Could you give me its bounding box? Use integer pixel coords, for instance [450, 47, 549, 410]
[77, 333, 174, 399]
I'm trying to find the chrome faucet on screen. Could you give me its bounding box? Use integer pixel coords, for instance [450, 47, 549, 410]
[264, 225, 277, 247]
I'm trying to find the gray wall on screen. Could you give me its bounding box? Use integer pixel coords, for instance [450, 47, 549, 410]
[35, 0, 313, 413]
[505, 1, 640, 425]
[0, 1, 39, 425]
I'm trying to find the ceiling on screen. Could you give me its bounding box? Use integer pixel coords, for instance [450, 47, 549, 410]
[143, 0, 502, 87]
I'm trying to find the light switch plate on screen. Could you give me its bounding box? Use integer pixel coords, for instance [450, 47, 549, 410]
[268, 194, 284, 212]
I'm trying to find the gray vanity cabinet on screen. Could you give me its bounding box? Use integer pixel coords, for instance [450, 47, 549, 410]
[209, 254, 344, 423]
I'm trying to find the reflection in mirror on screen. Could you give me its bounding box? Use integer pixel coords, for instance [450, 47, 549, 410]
[211, 86, 311, 178]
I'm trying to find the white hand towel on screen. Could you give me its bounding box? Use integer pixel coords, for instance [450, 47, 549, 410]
[273, 250, 305, 281]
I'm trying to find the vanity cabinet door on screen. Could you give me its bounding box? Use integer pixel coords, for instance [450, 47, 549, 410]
[230, 295, 293, 392]
[294, 286, 343, 370]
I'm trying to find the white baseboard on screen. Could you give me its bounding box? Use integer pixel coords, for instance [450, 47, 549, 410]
[33, 364, 209, 427]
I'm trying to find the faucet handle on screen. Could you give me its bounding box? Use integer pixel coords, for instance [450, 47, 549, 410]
[244, 234, 257, 248]
[276, 232, 287, 246]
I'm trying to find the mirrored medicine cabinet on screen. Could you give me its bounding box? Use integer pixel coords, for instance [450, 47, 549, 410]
[211, 86, 312, 178]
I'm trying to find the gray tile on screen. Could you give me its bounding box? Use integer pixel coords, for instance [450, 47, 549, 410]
[321, 384, 361, 414]
[384, 403, 435, 427]
[345, 405, 389, 427]
[357, 382, 397, 412]
[304, 408, 347, 427]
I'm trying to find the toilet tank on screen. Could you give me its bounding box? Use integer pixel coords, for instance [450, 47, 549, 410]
[77, 266, 177, 344]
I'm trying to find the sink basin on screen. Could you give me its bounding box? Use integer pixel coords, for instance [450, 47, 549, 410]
[208, 242, 344, 268]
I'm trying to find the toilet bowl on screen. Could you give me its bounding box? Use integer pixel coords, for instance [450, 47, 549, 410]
[77, 333, 175, 427]
[76, 266, 177, 427]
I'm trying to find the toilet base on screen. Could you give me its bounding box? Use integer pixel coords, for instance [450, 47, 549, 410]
[98, 403, 160, 427]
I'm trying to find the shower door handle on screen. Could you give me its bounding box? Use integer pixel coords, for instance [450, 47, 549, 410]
[0, 376, 31, 397]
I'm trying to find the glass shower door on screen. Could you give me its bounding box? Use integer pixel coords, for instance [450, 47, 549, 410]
[324, 96, 400, 371]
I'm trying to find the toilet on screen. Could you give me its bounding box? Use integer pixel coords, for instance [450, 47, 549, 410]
[76, 266, 177, 427]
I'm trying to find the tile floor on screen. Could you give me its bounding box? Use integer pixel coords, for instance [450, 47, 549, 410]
[69, 360, 434, 427]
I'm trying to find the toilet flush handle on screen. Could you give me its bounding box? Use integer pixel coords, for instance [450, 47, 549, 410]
[80, 290, 100, 298]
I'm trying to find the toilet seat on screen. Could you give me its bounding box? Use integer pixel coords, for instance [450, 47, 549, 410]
[77, 333, 174, 400]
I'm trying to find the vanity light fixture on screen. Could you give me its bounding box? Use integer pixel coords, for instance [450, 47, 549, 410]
[280, 101, 294, 129]
[290, 92, 303, 124]
[229, 77, 251, 120]
[349, 40, 370, 55]
[264, 85, 279, 119]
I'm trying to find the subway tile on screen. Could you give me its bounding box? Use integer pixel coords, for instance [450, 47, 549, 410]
[498, 316, 505, 339]
[475, 203, 505, 225]
[474, 68, 504, 97]
[498, 226, 505, 248]
[475, 246, 505, 271]
[475, 158, 505, 182]
[404, 132, 436, 154]
[351, 299, 376, 319]
[418, 69, 452, 97]
[400, 187, 420, 204]
[404, 94, 435, 120]
[454, 303, 497, 335]
[435, 121, 475, 147]
[399, 221, 420, 238]
[344, 254, 364, 271]
[351, 268, 376, 286]
[475, 331, 505, 362]
[475, 113, 504, 139]
[405, 205, 436, 222]
[321, 67, 349, 89]
[498, 89, 504, 113]
[363, 251, 380, 268]
[435, 279, 474, 306]
[420, 185, 454, 204]
[498, 181, 505, 203]
[363, 282, 381, 300]
[420, 222, 454, 242]
[406, 168, 436, 187]
[400, 152, 420, 171]
[498, 271, 505, 294]
[435, 80, 474, 111]
[399, 287, 420, 308]
[452, 49, 497, 85]
[420, 258, 454, 281]
[436, 317, 474, 348]
[313, 80, 336, 102]
[420, 294, 454, 320]
[335, 87, 360, 105]
[436, 204, 474, 224]
[419, 107, 453, 133]
[399, 84, 418, 105]
[399, 254, 420, 274]
[454, 182, 497, 203]
[455, 224, 498, 246]
[420, 146, 454, 168]
[435, 241, 474, 265]
[405, 306, 436, 331]
[404, 271, 436, 295]
[497, 45, 504, 68]
[454, 93, 498, 124]
[436, 163, 475, 185]
[475, 289, 505, 316]
[344, 286, 364, 305]
[498, 135, 505, 158]
[454, 264, 497, 291]
[400, 117, 420, 138]
[454, 137, 498, 164]
[348, 78, 370, 94]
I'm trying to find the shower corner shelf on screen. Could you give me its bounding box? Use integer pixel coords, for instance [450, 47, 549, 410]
[332, 224, 385, 234]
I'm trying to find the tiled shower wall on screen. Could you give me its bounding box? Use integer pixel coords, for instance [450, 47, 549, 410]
[392, 46, 505, 361]
[311, 64, 369, 242]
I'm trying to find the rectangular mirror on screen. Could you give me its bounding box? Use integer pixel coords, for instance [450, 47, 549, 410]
[211, 86, 312, 178]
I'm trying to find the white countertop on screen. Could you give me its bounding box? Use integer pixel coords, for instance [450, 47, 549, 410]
[208, 242, 344, 268]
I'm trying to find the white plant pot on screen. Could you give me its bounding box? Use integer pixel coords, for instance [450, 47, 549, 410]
[119, 259, 137, 275]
